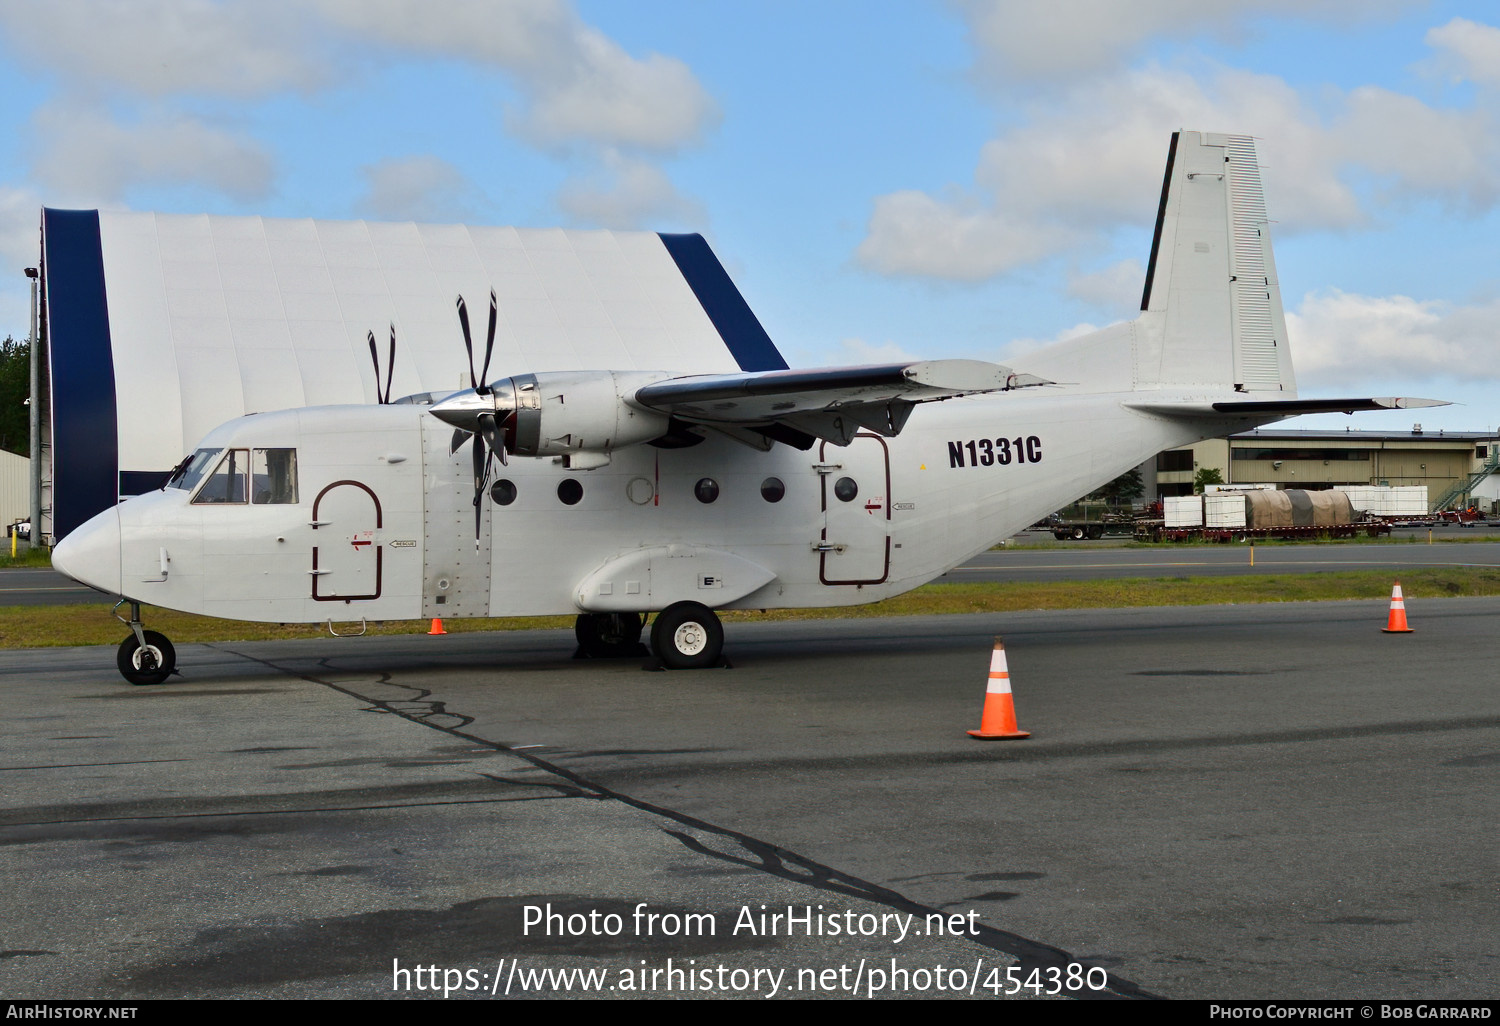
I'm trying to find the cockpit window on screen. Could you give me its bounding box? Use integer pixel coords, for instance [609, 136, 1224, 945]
[251, 448, 298, 504]
[193, 449, 248, 504]
[169, 448, 222, 492]
[191, 448, 299, 505]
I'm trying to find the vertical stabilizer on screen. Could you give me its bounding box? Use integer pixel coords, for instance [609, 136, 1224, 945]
[1138, 132, 1296, 396]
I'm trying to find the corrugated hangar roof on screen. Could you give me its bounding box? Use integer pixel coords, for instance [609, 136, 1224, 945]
[40, 209, 786, 538]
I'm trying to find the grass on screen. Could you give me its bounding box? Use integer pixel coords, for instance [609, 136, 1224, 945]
[5, 566, 1498, 650]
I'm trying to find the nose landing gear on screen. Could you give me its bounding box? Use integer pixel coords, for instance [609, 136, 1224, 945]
[112, 601, 177, 686]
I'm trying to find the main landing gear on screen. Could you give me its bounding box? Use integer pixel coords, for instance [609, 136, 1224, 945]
[573, 612, 648, 658]
[113, 601, 177, 686]
[573, 603, 726, 669]
[649, 601, 725, 670]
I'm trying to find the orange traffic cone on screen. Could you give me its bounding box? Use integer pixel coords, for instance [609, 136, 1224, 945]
[427, 618, 447, 635]
[967, 638, 1030, 740]
[1381, 582, 1413, 633]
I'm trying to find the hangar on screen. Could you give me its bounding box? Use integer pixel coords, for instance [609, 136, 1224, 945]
[35, 209, 786, 542]
[1153, 428, 1500, 511]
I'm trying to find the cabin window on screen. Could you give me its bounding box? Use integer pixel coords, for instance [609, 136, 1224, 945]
[694, 478, 720, 504]
[557, 479, 583, 505]
[833, 477, 858, 502]
[170, 448, 222, 492]
[760, 477, 785, 503]
[193, 449, 249, 504]
[251, 448, 299, 504]
[491, 479, 518, 506]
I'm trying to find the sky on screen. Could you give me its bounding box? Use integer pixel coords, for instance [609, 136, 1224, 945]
[0, 0, 1497, 432]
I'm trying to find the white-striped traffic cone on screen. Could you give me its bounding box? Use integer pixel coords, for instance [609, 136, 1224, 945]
[1381, 581, 1413, 633]
[967, 637, 1030, 740]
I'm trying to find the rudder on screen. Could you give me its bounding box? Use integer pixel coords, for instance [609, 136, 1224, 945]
[1137, 132, 1296, 397]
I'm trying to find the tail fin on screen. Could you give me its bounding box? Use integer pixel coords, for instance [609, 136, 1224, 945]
[1137, 131, 1295, 396]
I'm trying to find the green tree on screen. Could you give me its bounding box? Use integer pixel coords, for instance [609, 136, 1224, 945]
[0, 337, 28, 456]
[1088, 468, 1144, 508]
[1193, 467, 1225, 493]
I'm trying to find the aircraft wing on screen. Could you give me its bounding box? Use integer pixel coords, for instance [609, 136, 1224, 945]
[633, 359, 1050, 448]
[1127, 397, 1449, 418]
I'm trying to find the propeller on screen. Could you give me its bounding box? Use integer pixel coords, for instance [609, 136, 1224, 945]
[366, 324, 396, 405]
[447, 290, 512, 544]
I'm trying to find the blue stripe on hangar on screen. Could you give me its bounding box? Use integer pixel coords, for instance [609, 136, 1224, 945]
[42, 209, 119, 540]
[658, 233, 788, 372]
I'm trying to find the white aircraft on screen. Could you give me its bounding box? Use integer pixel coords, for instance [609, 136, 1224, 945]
[53, 131, 1441, 684]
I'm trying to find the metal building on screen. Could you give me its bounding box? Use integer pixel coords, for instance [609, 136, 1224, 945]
[36, 209, 785, 541]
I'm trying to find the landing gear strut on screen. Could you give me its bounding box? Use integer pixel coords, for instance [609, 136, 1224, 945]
[573, 612, 647, 658]
[113, 600, 176, 686]
[649, 601, 725, 670]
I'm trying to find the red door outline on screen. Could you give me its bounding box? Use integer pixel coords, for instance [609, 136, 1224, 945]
[311, 479, 384, 601]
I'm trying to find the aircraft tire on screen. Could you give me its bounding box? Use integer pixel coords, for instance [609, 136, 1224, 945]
[117, 631, 175, 686]
[574, 612, 645, 657]
[650, 602, 723, 670]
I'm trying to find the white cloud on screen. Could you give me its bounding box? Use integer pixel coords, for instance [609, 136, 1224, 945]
[859, 43, 1500, 283]
[310, 0, 717, 152]
[357, 156, 483, 222]
[858, 188, 1085, 281]
[0, 0, 323, 97]
[1068, 259, 1146, 312]
[0, 187, 43, 274]
[556, 151, 705, 230]
[1287, 289, 1500, 387]
[955, 0, 1413, 81]
[1424, 17, 1500, 88]
[30, 104, 273, 203]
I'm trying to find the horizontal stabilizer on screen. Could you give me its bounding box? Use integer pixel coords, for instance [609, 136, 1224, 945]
[1127, 397, 1449, 419]
[634, 359, 1050, 446]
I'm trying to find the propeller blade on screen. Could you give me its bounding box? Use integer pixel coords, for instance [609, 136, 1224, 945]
[366, 330, 383, 404]
[478, 411, 507, 467]
[450, 428, 470, 456]
[479, 290, 497, 393]
[470, 423, 496, 546]
[456, 295, 477, 390]
[385, 323, 396, 404]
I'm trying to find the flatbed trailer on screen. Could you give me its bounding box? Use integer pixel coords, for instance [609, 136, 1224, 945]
[1147, 522, 1391, 542]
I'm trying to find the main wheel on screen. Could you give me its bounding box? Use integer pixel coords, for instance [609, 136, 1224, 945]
[117, 631, 175, 686]
[1070, 526, 1086, 540]
[649, 602, 724, 670]
[574, 612, 645, 658]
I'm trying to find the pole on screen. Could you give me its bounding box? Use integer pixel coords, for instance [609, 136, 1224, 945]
[26, 267, 40, 552]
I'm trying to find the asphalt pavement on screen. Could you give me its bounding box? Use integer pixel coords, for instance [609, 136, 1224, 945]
[2, 599, 1494, 999]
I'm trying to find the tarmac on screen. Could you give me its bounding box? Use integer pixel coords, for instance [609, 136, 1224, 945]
[2, 596, 1496, 1000]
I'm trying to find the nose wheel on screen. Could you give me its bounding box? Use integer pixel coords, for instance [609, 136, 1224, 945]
[112, 601, 177, 686]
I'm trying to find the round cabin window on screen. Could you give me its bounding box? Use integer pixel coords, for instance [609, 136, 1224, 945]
[833, 477, 858, 502]
[557, 479, 583, 505]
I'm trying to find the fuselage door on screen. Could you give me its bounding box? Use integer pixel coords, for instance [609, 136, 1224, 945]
[818, 435, 891, 585]
[311, 480, 383, 601]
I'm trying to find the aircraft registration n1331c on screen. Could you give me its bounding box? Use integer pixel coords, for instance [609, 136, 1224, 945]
[54, 131, 1442, 684]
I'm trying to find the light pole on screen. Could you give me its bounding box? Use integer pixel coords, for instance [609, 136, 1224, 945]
[24, 266, 39, 551]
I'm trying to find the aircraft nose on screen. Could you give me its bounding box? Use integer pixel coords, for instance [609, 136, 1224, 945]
[52, 506, 122, 596]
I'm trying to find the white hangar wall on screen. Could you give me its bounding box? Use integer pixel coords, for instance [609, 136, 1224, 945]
[41, 209, 787, 539]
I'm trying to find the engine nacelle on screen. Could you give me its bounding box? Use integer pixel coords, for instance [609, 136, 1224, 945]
[504, 370, 672, 459]
[430, 370, 673, 467]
